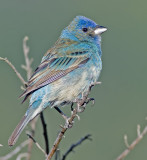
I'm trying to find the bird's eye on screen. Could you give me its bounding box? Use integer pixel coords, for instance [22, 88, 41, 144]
[82, 28, 88, 32]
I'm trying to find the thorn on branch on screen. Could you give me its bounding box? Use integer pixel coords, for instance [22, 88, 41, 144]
[137, 125, 141, 137]
[124, 135, 130, 148]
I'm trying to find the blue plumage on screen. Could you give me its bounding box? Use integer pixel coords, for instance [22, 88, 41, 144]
[8, 16, 107, 146]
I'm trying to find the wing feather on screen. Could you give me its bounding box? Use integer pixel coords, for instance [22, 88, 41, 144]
[20, 39, 91, 102]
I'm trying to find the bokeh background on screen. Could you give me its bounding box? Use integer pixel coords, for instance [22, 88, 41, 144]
[0, 0, 147, 159]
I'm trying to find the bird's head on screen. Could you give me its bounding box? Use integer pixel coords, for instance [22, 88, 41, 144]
[61, 16, 107, 43]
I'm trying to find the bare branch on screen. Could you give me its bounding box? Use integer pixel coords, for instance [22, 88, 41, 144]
[21, 36, 38, 160]
[0, 140, 29, 160]
[124, 135, 129, 148]
[62, 134, 92, 160]
[27, 133, 47, 157]
[40, 112, 49, 154]
[116, 125, 147, 160]
[22, 36, 33, 80]
[16, 153, 28, 160]
[0, 57, 27, 85]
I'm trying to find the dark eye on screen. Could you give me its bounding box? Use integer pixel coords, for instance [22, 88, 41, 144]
[82, 28, 88, 32]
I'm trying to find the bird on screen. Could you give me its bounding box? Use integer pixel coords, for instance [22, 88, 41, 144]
[8, 15, 107, 146]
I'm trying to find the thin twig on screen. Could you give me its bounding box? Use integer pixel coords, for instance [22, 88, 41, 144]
[0, 57, 27, 85]
[21, 36, 38, 160]
[40, 112, 49, 154]
[21, 36, 37, 160]
[27, 133, 47, 157]
[124, 135, 129, 148]
[116, 125, 147, 160]
[0, 140, 29, 160]
[62, 134, 92, 160]
[22, 36, 33, 80]
[46, 83, 98, 160]
[16, 153, 28, 160]
[54, 149, 60, 160]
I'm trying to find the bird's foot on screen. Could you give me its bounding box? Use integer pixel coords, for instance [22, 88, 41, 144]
[65, 117, 74, 129]
[89, 81, 102, 91]
[85, 97, 95, 106]
[76, 97, 95, 113]
[77, 103, 86, 112]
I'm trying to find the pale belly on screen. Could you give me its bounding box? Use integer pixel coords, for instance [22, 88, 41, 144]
[30, 64, 101, 108]
[47, 65, 100, 105]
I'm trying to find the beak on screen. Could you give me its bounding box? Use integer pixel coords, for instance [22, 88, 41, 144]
[94, 25, 107, 35]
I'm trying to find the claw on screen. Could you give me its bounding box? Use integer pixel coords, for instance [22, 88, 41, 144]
[85, 98, 95, 106]
[90, 81, 101, 91]
[65, 118, 74, 128]
[77, 103, 86, 113]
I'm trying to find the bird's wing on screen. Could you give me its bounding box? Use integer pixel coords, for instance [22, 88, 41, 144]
[20, 39, 91, 102]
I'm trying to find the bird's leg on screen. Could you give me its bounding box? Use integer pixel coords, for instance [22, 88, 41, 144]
[75, 93, 87, 113]
[82, 81, 101, 106]
[54, 106, 73, 128]
[54, 106, 68, 121]
[89, 81, 101, 91]
[76, 82, 101, 112]
[70, 102, 74, 111]
[85, 97, 95, 105]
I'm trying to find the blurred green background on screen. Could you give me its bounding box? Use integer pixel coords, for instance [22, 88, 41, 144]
[0, 0, 147, 159]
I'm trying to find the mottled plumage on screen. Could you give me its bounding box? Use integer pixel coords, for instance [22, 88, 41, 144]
[8, 16, 107, 146]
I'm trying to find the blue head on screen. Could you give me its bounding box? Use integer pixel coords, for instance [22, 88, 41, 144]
[61, 16, 107, 44]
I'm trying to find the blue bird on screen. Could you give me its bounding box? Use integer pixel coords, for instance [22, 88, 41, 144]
[8, 16, 107, 146]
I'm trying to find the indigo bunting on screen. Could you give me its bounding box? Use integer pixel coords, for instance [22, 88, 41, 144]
[8, 16, 107, 146]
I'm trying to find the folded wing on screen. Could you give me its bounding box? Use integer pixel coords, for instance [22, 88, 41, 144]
[20, 39, 91, 102]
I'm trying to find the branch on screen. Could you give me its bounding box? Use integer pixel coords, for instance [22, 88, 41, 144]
[0, 57, 27, 85]
[40, 112, 49, 154]
[46, 83, 98, 160]
[16, 153, 28, 160]
[27, 133, 47, 157]
[21, 36, 38, 160]
[62, 134, 92, 160]
[22, 36, 33, 80]
[0, 140, 29, 160]
[116, 124, 147, 160]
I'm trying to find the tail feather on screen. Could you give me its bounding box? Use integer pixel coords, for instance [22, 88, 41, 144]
[8, 113, 32, 146]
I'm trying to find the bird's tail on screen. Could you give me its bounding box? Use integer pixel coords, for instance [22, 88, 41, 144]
[8, 107, 36, 146]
